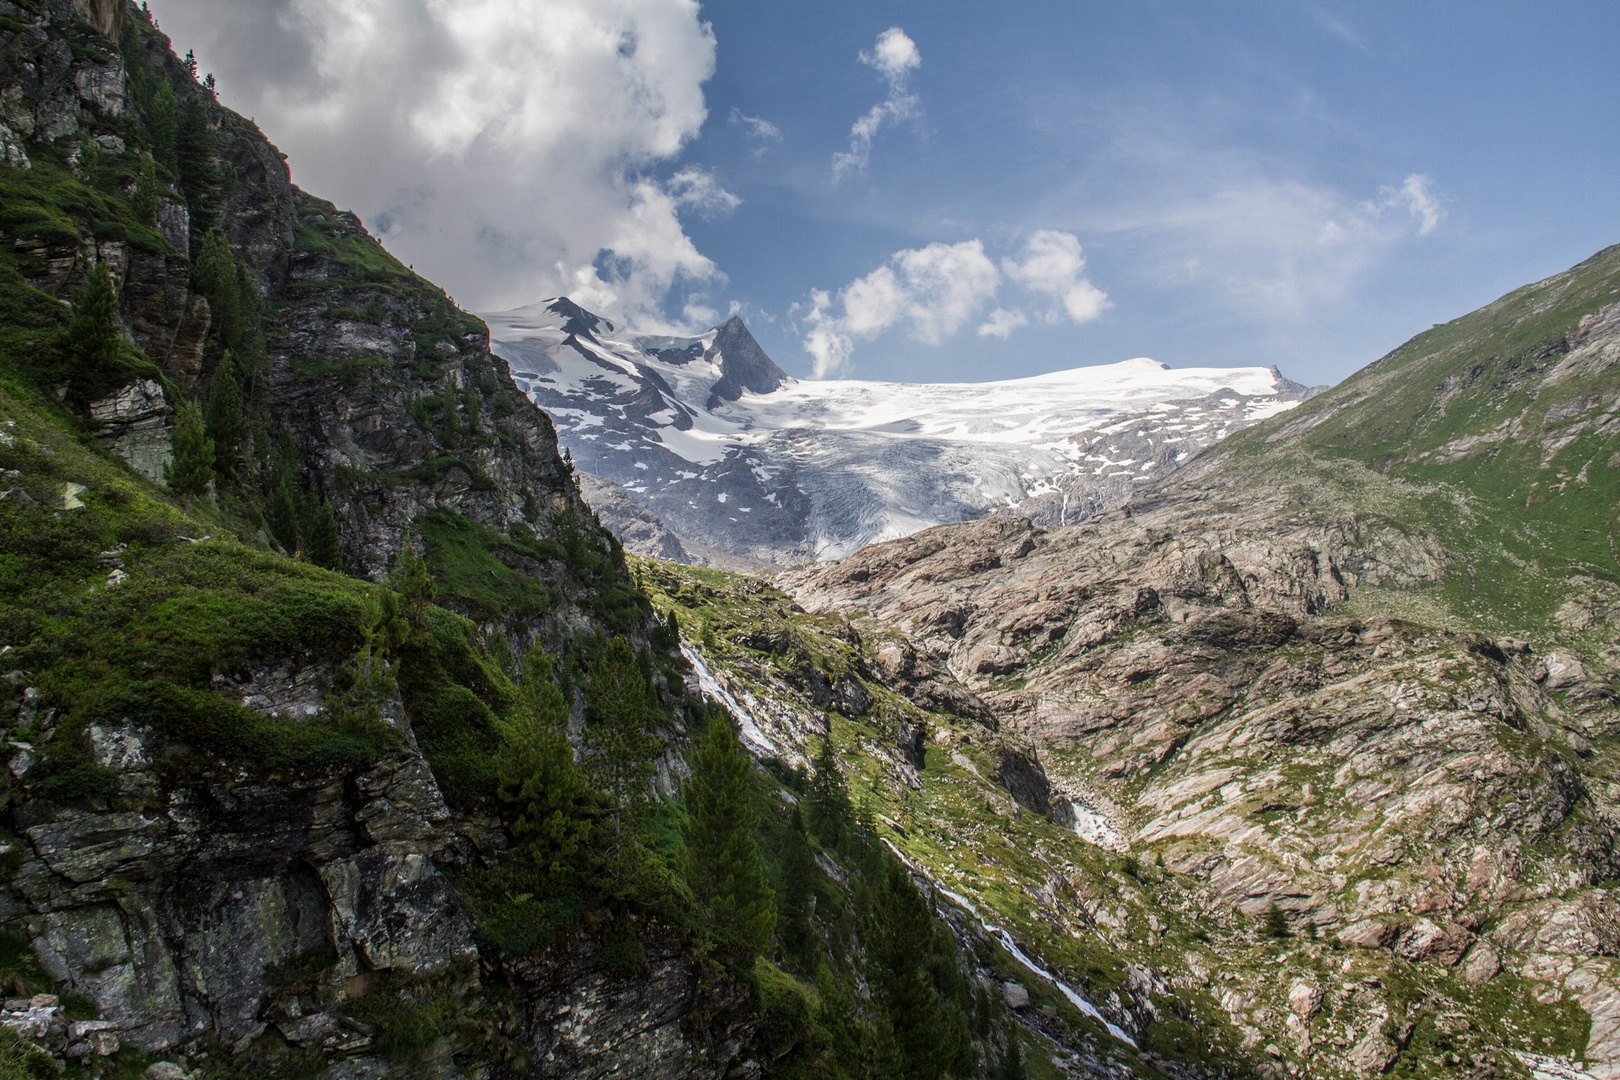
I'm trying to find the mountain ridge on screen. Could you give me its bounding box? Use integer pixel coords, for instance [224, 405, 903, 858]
[485, 296, 1318, 566]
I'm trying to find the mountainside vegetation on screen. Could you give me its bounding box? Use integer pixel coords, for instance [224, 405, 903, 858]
[0, 3, 1028, 1079]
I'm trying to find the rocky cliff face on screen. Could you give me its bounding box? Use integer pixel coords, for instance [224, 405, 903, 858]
[773, 246, 1620, 1078]
[0, 4, 749, 1077]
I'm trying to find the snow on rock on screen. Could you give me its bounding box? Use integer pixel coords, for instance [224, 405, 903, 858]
[483, 297, 1315, 565]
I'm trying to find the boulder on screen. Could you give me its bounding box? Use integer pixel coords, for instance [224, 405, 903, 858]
[1461, 942, 1501, 984]
[1339, 919, 1395, 950]
[1001, 982, 1031, 1010]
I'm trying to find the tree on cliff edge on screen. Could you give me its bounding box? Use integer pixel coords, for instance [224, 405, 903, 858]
[683, 709, 774, 965]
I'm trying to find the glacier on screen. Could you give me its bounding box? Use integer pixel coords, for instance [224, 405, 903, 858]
[483, 297, 1314, 566]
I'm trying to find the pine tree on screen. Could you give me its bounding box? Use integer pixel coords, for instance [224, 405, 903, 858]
[867, 861, 948, 1080]
[146, 79, 176, 170]
[1264, 901, 1291, 939]
[203, 352, 245, 483]
[496, 649, 595, 879]
[265, 474, 300, 553]
[683, 710, 775, 966]
[995, 1018, 1028, 1080]
[175, 93, 220, 250]
[163, 397, 214, 508]
[806, 736, 852, 849]
[67, 262, 124, 373]
[389, 536, 435, 633]
[306, 501, 341, 570]
[133, 154, 160, 227]
[777, 805, 818, 972]
[192, 231, 240, 344]
[582, 638, 659, 812]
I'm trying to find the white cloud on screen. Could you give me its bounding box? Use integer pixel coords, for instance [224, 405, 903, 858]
[1078, 131, 1447, 320]
[977, 308, 1028, 338]
[149, 0, 723, 325]
[1390, 173, 1442, 235]
[832, 27, 920, 181]
[801, 239, 1000, 377]
[1001, 231, 1110, 324]
[667, 167, 741, 219]
[862, 25, 921, 82]
[728, 106, 781, 150]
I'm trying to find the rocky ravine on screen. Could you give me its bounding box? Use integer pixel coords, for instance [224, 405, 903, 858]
[778, 247, 1620, 1078]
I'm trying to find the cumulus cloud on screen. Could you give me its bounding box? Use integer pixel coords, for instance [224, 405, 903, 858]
[1001, 231, 1110, 324]
[802, 239, 1003, 377]
[800, 230, 1108, 374]
[667, 167, 741, 219]
[977, 307, 1028, 338]
[149, 0, 723, 325]
[832, 27, 920, 181]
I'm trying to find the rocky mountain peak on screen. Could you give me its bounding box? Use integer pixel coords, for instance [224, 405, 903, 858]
[705, 314, 789, 407]
[544, 295, 611, 340]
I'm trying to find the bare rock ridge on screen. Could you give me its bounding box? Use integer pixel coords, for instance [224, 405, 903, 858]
[485, 297, 1318, 567]
[779, 242, 1620, 1078]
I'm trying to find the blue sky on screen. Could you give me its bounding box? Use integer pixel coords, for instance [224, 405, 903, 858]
[155, 1, 1620, 386]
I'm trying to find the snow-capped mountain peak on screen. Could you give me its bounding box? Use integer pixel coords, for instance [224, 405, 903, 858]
[483, 298, 1315, 566]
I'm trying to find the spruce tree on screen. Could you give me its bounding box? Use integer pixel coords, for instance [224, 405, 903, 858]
[995, 1018, 1028, 1080]
[777, 805, 818, 972]
[203, 352, 245, 483]
[265, 474, 300, 553]
[582, 638, 659, 812]
[175, 93, 220, 250]
[496, 649, 595, 879]
[192, 231, 240, 344]
[67, 263, 124, 375]
[867, 861, 947, 1080]
[163, 397, 214, 509]
[146, 79, 177, 171]
[1264, 901, 1291, 939]
[683, 710, 775, 965]
[306, 501, 341, 570]
[806, 736, 852, 849]
[389, 536, 435, 633]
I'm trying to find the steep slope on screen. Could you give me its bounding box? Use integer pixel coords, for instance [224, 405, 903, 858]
[779, 244, 1620, 1079]
[485, 298, 1315, 565]
[0, 6, 1040, 1080]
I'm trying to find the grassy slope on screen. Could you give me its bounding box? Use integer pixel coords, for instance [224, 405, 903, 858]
[1204, 242, 1620, 633]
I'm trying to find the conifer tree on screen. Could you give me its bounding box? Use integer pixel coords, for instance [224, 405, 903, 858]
[582, 638, 659, 812]
[203, 352, 245, 482]
[306, 501, 341, 570]
[146, 79, 177, 170]
[683, 710, 774, 965]
[67, 263, 123, 374]
[265, 474, 300, 553]
[496, 649, 595, 879]
[163, 397, 214, 509]
[867, 861, 949, 1080]
[390, 536, 435, 633]
[175, 94, 220, 249]
[806, 735, 852, 848]
[777, 805, 818, 972]
[995, 1018, 1028, 1080]
[192, 231, 240, 343]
